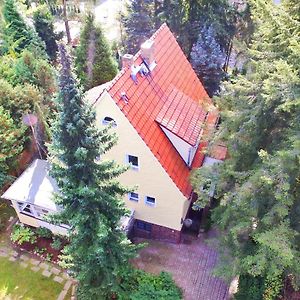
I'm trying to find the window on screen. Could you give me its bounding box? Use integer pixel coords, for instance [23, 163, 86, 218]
[145, 196, 156, 206]
[127, 155, 139, 169]
[136, 220, 152, 232]
[128, 192, 139, 202]
[102, 116, 117, 127]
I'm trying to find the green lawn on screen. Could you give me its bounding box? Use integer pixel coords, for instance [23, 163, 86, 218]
[0, 257, 64, 300]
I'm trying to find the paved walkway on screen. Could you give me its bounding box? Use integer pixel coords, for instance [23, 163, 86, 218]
[133, 231, 229, 300]
[0, 246, 77, 300]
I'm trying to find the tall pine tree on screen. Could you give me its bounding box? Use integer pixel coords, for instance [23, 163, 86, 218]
[2, 0, 46, 56]
[75, 13, 118, 91]
[121, 0, 155, 54]
[50, 44, 137, 299]
[33, 5, 61, 61]
[190, 24, 225, 96]
[192, 1, 300, 298]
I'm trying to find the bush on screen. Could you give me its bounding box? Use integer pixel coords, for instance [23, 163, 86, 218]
[235, 274, 264, 300]
[36, 227, 52, 238]
[33, 246, 46, 255]
[45, 253, 53, 262]
[11, 224, 36, 245]
[118, 268, 182, 300]
[51, 237, 62, 250]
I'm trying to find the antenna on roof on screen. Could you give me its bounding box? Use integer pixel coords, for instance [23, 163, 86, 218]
[120, 92, 129, 104]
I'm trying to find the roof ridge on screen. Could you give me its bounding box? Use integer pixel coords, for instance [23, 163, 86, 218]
[100, 23, 169, 99]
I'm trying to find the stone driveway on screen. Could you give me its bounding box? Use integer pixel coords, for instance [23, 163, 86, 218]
[133, 231, 229, 300]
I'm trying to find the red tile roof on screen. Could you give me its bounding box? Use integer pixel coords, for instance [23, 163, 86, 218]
[156, 86, 207, 146]
[101, 24, 217, 197]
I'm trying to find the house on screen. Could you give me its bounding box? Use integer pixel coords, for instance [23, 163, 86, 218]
[1, 24, 226, 242]
[1, 159, 135, 236]
[88, 24, 226, 242]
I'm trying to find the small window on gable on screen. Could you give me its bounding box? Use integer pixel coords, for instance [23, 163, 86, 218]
[127, 155, 139, 169]
[128, 192, 139, 202]
[102, 116, 117, 127]
[145, 196, 156, 206]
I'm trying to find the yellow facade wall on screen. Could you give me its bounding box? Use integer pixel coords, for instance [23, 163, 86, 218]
[93, 91, 190, 231]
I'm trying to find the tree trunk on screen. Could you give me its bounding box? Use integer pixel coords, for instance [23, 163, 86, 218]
[62, 0, 71, 44]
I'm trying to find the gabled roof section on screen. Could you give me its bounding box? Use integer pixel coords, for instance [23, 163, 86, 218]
[99, 24, 215, 197]
[156, 86, 207, 146]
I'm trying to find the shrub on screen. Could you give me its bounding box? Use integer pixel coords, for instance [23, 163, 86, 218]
[36, 227, 52, 238]
[51, 237, 62, 250]
[45, 253, 53, 262]
[11, 224, 36, 245]
[118, 268, 182, 300]
[33, 246, 46, 255]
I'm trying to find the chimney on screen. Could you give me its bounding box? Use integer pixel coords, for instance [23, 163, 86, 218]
[141, 40, 155, 66]
[122, 54, 134, 69]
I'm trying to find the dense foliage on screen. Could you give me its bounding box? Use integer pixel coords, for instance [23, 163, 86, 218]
[33, 5, 61, 61]
[0, 107, 26, 187]
[0, 0, 56, 189]
[121, 0, 155, 54]
[192, 0, 300, 299]
[1, 0, 46, 56]
[50, 44, 137, 299]
[75, 13, 118, 90]
[119, 269, 182, 300]
[190, 24, 225, 96]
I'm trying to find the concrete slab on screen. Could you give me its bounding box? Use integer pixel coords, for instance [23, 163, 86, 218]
[9, 256, 17, 262]
[54, 276, 64, 283]
[20, 254, 29, 261]
[51, 267, 61, 275]
[31, 266, 40, 272]
[40, 262, 50, 269]
[57, 289, 68, 300]
[30, 258, 40, 266]
[63, 280, 72, 291]
[62, 272, 70, 280]
[20, 262, 28, 268]
[42, 270, 52, 278]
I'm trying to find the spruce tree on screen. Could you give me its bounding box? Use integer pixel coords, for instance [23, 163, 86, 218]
[192, 1, 300, 298]
[0, 106, 26, 189]
[75, 13, 118, 91]
[121, 0, 155, 54]
[33, 5, 60, 61]
[190, 24, 225, 96]
[50, 44, 137, 299]
[2, 0, 46, 56]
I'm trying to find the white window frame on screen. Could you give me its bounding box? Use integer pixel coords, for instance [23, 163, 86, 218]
[128, 192, 139, 202]
[126, 154, 139, 170]
[145, 196, 156, 207]
[102, 116, 117, 127]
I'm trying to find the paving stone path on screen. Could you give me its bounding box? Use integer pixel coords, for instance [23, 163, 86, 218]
[0, 246, 76, 300]
[133, 231, 229, 300]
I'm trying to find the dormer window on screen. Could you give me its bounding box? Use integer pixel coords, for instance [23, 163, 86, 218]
[102, 116, 117, 127]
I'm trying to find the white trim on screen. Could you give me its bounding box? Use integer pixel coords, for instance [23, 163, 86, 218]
[102, 116, 117, 127]
[128, 192, 139, 202]
[126, 154, 140, 170]
[145, 196, 156, 207]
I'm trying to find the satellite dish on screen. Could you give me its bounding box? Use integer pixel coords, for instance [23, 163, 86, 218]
[22, 114, 42, 159]
[183, 218, 193, 228]
[22, 114, 38, 127]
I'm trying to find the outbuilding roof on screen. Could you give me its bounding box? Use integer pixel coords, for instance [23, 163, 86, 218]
[1, 159, 59, 211]
[98, 24, 220, 197]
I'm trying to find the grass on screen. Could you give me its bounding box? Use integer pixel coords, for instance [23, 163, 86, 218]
[0, 257, 64, 300]
[0, 200, 16, 246]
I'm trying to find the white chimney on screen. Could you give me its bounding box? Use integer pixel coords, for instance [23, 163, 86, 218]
[141, 40, 155, 66]
[122, 54, 134, 69]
